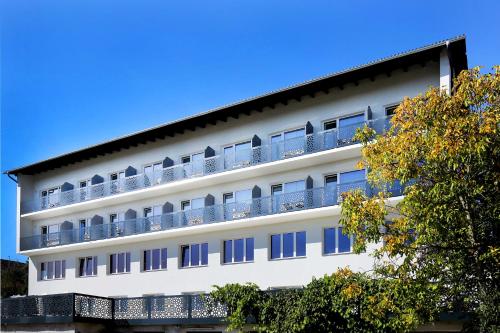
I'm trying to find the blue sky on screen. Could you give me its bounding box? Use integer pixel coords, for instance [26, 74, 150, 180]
[1, 0, 499, 261]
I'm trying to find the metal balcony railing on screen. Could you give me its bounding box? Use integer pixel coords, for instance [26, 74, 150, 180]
[20, 117, 392, 214]
[1, 293, 226, 325]
[20, 180, 404, 251]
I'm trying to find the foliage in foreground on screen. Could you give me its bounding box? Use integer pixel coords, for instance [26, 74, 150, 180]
[209, 268, 435, 333]
[340, 67, 500, 332]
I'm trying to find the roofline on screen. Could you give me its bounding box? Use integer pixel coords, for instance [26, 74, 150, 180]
[5, 35, 467, 176]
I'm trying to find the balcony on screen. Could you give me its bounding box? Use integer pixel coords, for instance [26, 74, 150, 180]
[20, 117, 391, 214]
[20, 180, 404, 251]
[1, 293, 226, 326]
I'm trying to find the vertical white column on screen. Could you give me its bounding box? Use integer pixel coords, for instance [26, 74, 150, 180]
[440, 46, 451, 95]
[16, 183, 21, 253]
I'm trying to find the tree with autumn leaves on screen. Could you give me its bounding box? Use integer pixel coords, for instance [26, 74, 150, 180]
[209, 67, 499, 332]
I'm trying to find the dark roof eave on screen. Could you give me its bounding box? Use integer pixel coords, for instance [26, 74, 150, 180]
[5, 36, 467, 176]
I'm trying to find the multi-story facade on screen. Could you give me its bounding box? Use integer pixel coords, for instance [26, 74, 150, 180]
[2, 37, 468, 332]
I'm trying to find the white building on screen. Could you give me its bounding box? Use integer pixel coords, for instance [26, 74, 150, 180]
[2, 37, 468, 333]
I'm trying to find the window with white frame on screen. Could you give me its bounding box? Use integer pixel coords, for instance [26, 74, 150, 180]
[40, 260, 65, 280]
[109, 252, 131, 274]
[143, 248, 167, 271]
[270, 231, 306, 260]
[41, 186, 61, 208]
[223, 238, 254, 264]
[271, 127, 306, 159]
[180, 243, 208, 268]
[223, 140, 252, 168]
[78, 256, 98, 277]
[323, 227, 353, 254]
[223, 189, 252, 219]
[144, 162, 162, 185]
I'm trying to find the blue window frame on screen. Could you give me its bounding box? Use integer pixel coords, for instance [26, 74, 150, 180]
[270, 231, 306, 259]
[323, 227, 352, 254]
[180, 243, 208, 268]
[223, 238, 254, 264]
[143, 248, 167, 271]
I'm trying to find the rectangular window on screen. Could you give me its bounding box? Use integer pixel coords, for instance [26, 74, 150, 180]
[109, 252, 131, 274]
[180, 243, 208, 268]
[143, 248, 167, 271]
[79, 256, 98, 277]
[323, 120, 337, 130]
[324, 227, 353, 254]
[40, 260, 65, 280]
[222, 238, 254, 264]
[110, 171, 125, 181]
[385, 105, 398, 117]
[270, 232, 306, 260]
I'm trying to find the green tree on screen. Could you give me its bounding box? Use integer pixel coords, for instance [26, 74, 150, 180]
[340, 67, 500, 332]
[210, 269, 433, 333]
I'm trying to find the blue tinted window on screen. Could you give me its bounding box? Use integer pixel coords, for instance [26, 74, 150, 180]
[296, 231, 306, 257]
[283, 233, 294, 257]
[161, 248, 168, 269]
[201, 243, 208, 265]
[118, 253, 125, 272]
[324, 228, 336, 254]
[152, 249, 160, 270]
[126, 253, 131, 272]
[339, 170, 365, 184]
[234, 239, 244, 262]
[338, 227, 351, 253]
[246, 238, 254, 261]
[110, 254, 116, 273]
[181, 246, 190, 267]
[191, 244, 200, 266]
[339, 114, 365, 127]
[144, 250, 151, 270]
[224, 240, 232, 264]
[271, 234, 281, 259]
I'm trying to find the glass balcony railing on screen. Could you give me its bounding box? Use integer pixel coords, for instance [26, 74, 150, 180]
[20, 180, 404, 251]
[20, 117, 392, 214]
[0, 293, 226, 325]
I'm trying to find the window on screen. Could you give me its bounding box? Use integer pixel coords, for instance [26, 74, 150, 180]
[270, 231, 306, 259]
[144, 162, 162, 185]
[41, 187, 61, 208]
[339, 170, 365, 184]
[223, 238, 254, 264]
[40, 260, 65, 280]
[143, 248, 167, 271]
[272, 180, 306, 212]
[181, 198, 205, 225]
[181, 152, 204, 175]
[78, 256, 98, 277]
[109, 252, 131, 274]
[180, 243, 208, 268]
[110, 171, 125, 181]
[339, 113, 365, 128]
[324, 227, 353, 254]
[271, 127, 306, 159]
[223, 189, 252, 219]
[385, 104, 398, 117]
[323, 120, 337, 130]
[224, 141, 252, 168]
[41, 224, 60, 245]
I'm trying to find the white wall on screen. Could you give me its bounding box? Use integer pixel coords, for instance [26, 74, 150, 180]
[29, 216, 376, 297]
[19, 62, 441, 296]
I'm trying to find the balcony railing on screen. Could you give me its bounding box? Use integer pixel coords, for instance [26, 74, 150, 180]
[20, 117, 391, 214]
[1, 293, 226, 326]
[20, 180, 404, 251]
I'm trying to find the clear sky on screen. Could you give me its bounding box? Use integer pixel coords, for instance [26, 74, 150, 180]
[1, 0, 499, 261]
